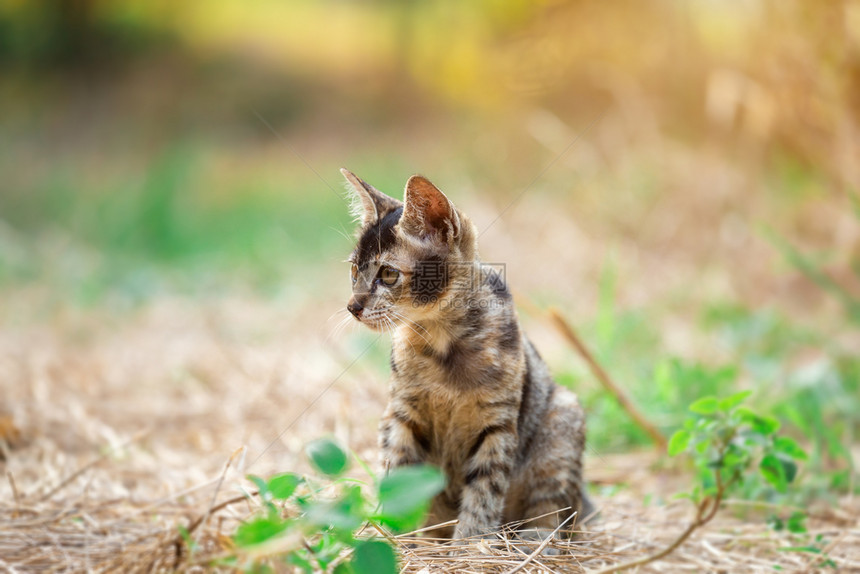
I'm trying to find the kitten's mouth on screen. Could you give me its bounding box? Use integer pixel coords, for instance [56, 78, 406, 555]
[355, 310, 391, 330]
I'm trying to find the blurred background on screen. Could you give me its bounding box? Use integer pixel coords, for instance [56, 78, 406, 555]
[0, 0, 858, 511]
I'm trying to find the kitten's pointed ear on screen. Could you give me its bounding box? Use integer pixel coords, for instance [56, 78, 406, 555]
[341, 168, 401, 228]
[400, 175, 460, 244]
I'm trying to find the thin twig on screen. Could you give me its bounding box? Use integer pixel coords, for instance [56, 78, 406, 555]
[548, 308, 667, 451]
[590, 481, 725, 573]
[131, 476, 223, 515]
[6, 473, 20, 512]
[395, 518, 459, 538]
[173, 486, 258, 569]
[502, 510, 576, 574]
[195, 447, 244, 545]
[182, 490, 260, 539]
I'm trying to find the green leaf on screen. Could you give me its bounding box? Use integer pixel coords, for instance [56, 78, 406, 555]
[268, 472, 302, 500]
[767, 515, 785, 531]
[778, 546, 822, 554]
[736, 407, 780, 435]
[721, 444, 748, 471]
[734, 406, 756, 422]
[781, 457, 798, 484]
[718, 390, 752, 412]
[233, 516, 289, 547]
[689, 396, 719, 415]
[304, 486, 365, 532]
[351, 540, 398, 574]
[310, 534, 346, 569]
[333, 562, 355, 574]
[668, 429, 692, 456]
[378, 465, 446, 511]
[755, 415, 781, 435]
[773, 436, 808, 461]
[377, 505, 428, 533]
[760, 454, 788, 493]
[247, 474, 269, 497]
[306, 438, 349, 476]
[376, 465, 445, 531]
[287, 551, 315, 574]
[787, 511, 807, 534]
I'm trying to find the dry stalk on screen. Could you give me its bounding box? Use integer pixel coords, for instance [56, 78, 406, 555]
[6, 472, 20, 512]
[195, 447, 245, 541]
[548, 308, 667, 451]
[502, 510, 576, 574]
[394, 518, 459, 538]
[172, 489, 260, 567]
[590, 473, 726, 573]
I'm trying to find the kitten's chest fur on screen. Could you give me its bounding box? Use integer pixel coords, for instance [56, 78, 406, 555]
[387, 282, 527, 473]
[409, 390, 483, 471]
[388, 352, 518, 493]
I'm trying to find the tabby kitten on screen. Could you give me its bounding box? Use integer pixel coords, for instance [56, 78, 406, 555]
[342, 168, 591, 541]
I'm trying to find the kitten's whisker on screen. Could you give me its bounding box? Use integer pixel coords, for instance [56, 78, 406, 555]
[375, 309, 400, 343]
[329, 225, 354, 244]
[389, 309, 431, 338]
[390, 310, 431, 337]
[327, 313, 356, 342]
[326, 307, 350, 323]
[389, 310, 431, 347]
[382, 315, 397, 341]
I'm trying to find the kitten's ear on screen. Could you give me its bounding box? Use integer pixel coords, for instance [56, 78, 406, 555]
[341, 168, 401, 228]
[400, 175, 460, 244]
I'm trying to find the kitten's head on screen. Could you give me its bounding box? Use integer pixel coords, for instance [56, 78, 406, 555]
[342, 168, 478, 331]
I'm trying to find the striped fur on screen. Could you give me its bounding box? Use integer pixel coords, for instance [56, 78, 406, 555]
[342, 169, 591, 540]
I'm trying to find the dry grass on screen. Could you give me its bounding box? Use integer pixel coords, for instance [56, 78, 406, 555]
[1, 457, 857, 572]
[0, 132, 857, 569]
[1, 290, 857, 573]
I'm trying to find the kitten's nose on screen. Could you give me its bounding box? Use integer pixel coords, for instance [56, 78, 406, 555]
[347, 298, 364, 318]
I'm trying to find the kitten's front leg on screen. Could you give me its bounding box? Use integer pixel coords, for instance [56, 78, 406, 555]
[378, 398, 431, 472]
[454, 421, 517, 539]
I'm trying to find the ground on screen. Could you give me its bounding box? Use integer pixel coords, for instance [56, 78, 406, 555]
[1, 238, 857, 571]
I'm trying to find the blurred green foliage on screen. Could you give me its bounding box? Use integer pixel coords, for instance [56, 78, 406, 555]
[225, 438, 444, 574]
[0, 147, 354, 300]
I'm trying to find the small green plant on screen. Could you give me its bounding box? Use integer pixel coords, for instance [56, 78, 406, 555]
[768, 510, 808, 534]
[595, 391, 808, 573]
[226, 438, 445, 574]
[777, 533, 839, 569]
[668, 390, 808, 499]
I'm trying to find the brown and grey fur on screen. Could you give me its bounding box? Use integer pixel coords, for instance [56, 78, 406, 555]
[342, 168, 591, 542]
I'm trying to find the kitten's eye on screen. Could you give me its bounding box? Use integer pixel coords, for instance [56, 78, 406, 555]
[379, 266, 400, 286]
[350, 264, 358, 284]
